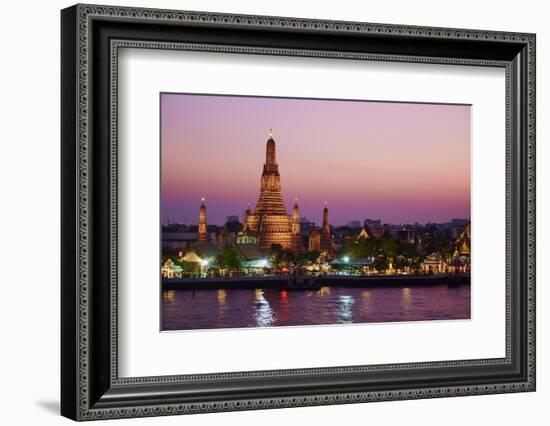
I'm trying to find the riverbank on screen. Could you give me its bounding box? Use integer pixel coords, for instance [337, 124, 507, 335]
[162, 273, 470, 291]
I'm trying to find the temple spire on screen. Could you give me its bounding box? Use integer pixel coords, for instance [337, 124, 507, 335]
[322, 203, 330, 233]
[320, 203, 335, 258]
[265, 130, 277, 169]
[198, 197, 208, 241]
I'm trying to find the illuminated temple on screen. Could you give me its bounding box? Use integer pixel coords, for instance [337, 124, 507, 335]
[194, 131, 334, 257]
[242, 130, 305, 254]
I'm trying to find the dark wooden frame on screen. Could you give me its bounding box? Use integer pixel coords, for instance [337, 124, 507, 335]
[61, 4, 536, 421]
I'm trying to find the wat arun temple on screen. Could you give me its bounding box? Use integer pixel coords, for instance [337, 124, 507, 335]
[198, 130, 334, 257]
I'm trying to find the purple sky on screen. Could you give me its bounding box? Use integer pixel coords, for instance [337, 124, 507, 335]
[161, 93, 470, 226]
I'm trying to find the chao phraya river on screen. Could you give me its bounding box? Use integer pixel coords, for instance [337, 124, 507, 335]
[162, 283, 470, 331]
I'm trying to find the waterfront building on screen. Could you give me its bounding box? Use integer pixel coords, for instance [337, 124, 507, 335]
[320, 203, 335, 258]
[182, 251, 203, 264]
[198, 197, 208, 241]
[235, 243, 269, 274]
[242, 131, 295, 252]
[330, 256, 373, 274]
[420, 252, 446, 273]
[161, 259, 183, 279]
[187, 240, 222, 264]
[448, 251, 466, 273]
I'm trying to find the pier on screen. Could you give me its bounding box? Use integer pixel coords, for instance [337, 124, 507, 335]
[162, 273, 470, 291]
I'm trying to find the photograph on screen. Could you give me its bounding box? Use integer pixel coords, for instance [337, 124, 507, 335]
[160, 93, 472, 331]
[58, 3, 536, 420]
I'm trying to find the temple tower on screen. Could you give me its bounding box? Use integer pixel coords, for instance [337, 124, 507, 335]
[320, 203, 335, 258]
[198, 197, 208, 241]
[245, 130, 293, 251]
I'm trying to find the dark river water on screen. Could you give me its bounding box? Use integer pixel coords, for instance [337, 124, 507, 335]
[161, 284, 470, 331]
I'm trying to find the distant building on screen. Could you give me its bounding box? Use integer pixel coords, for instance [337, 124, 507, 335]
[395, 227, 416, 244]
[364, 218, 382, 227]
[161, 232, 197, 251]
[450, 218, 468, 227]
[218, 220, 243, 248]
[368, 223, 385, 239]
[226, 215, 239, 223]
[357, 223, 384, 240]
[450, 218, 469, 238]
[308, 224, 321, 252]
[300, 217, 315, 236]
[347, 220, 361, 228]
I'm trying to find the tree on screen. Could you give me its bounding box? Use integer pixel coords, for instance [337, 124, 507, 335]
[345, 237, 376, 259]
[269, 244, 295, 270]
[161, 253, 178, 264]
[399, 242, 418, 259]
[302, 250, 321, 263]
[373, 256, 388, 273]
[176, 259, 198, 274]
[381, 236, 399, 258]
[269, 244, 284, 270]
[394, 255, 408, 271]
[216, 247, 242, 271]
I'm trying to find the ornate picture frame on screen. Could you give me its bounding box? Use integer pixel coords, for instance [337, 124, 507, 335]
[61, 4, 535, 421]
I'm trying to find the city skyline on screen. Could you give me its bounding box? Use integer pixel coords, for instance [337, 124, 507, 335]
[161, 93, 471, 226]
[162, 209, 468, 228]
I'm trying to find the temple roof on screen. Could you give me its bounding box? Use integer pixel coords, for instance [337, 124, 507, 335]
[236, 243, 266, 260]
[457, 221, 471, 255]
[182, 251, 203, 263]
[357, 226, 370, 240]
[190, 241, 221, 259]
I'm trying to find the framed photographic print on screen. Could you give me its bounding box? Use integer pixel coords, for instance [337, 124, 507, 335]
[61, 4, 536, 421]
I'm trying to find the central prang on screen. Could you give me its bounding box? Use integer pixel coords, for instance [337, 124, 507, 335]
[237, 131, 332, 257]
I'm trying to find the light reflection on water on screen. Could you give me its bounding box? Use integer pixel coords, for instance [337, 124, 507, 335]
[253, 289, 276, 327]
[338, 295, 355, 324]
[161, 284, 471, 331]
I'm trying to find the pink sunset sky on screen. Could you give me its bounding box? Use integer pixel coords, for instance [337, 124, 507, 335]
[161, 93, 471, 226]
